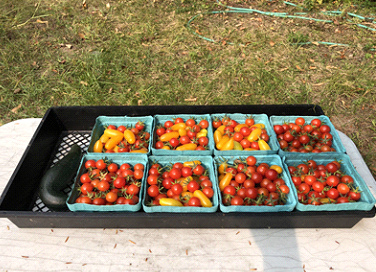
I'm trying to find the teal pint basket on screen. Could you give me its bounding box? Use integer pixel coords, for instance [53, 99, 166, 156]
[151, 114, 214, 156]
[282, 153, 376, 212]
[142, 155, 219, 213]
[87, 115, 154, 155]
[269, 115, 346, 156]
[215, 155, 297, 213]
[67, 154, 148, 212]
[211, 113, 279, 156]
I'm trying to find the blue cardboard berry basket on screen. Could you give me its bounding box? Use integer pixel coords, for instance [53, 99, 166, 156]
[87, 115, 154, 155]
[142, 155, 219, 213]
[151, 114, 214, 156]
[67, 154, 148, 212]
[282, 153, 376, 212]
[211, 113, 279, 156]
[215, 155, 297, 213]
[269, 115, 346, 156]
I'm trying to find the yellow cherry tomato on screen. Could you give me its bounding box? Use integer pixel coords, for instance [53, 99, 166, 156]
[181, 191, 194, 200]
[183, 160, 202, 168]
[177, 176, 193, 192]
[270, 165, 283, 174]
[319, 198, 336, 204]
[218, 173, 225, 181]
[219, 172, 233, 191]
[171, 123, 187, 131]
[93, 140, 103, 153]
[130, 148, 148, 153]
[220, 137, 234, 151]
[233, 141, 243, 150]
[99, 134, 110, 144]
[161, 145, 171, 150]
[251, 123, 265, 129]
[234, 124, 248, 132]
[258, 139, 271, 150]
[104, 129, 124, 138]
[216, 125, 226, 135]
[217, 159, 228, 174]
[177, 176, 193, 185]
[124, 129, 136, 144]
[216, 135, 230, 150]
[104, 135, 123, 150]
[176, 143, 197, 151]
[193, 190, 212, 207]
[247, 128, 262, 142]
[159, 198, 183, 206]
[178, 128, 187, 137]
[214, 130, 223, 144]
[196, 129, 208, 138]
[160, 131, 180, 142]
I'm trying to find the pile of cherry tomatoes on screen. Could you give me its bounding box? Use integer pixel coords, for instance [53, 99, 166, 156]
[288, 159, 361, 205]
[154, 117, 210, 151]
[273, 117, 337, 153]
[145, 160, 214, 207]
[93, 122, 150, 153]
[75, 158, 144, 205]
[218, 155, 290, 206]
[212, 115, 271, 151]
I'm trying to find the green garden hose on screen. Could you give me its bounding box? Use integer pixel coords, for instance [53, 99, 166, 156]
[186, 0, 376, 48]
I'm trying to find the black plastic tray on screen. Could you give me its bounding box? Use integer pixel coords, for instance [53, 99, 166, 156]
[0, 105, 374, 228]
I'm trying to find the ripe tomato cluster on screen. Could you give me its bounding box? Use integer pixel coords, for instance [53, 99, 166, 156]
[288, 159, 361, 205]
[93, 122, 150, 153]
[75, 159, 144, 205]
[273, 117, 336, 153]
[154, 117, 210, 151]
[213, 115, 271, 151]
[218, 156, 290, 206]
[146, 160, 214, 207]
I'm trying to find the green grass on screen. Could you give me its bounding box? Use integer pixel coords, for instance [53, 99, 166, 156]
[1, 0, 376, 177]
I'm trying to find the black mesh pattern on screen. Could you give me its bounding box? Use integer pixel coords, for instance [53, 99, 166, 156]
[32, 132, 90, 212]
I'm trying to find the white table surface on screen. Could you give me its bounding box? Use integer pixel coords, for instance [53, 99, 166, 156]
[0, 118, 376, 272]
